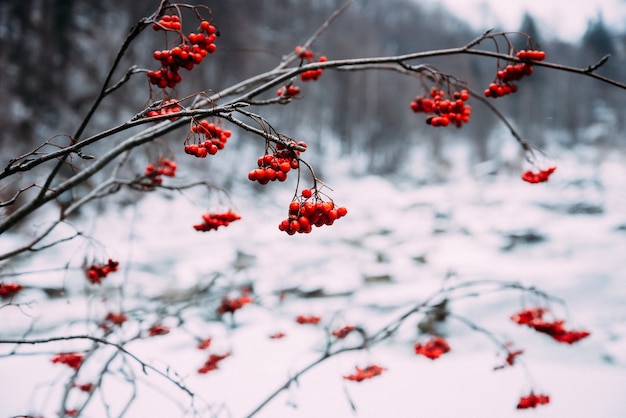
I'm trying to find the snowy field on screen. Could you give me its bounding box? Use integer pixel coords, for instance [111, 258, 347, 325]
[1, 144, 626, 417]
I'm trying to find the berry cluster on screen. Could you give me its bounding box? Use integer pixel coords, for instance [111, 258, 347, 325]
[517, 392, 550, 409]
[494, 345, 524, 370]
[102, 312, 128, 327]
[276, 85, 301, 98]
[295, 315, 321, 324]
[144, 158, 177, 186]
[295, 46, 327, 81]
[85, 259, 119, 285]
[146, 99, 181, 120]
[484, 49, 546, 98]
[247, 141, 305, 184]
[217, 288, 253, 315]
[148, 323, 170, 337]
[332, 325, 356, 339]
[410, 87, 471, 128]
[511, 307, 590, 344]
[278, 189, 348, 235]
[148, 16, 217, 89]
[73, 383, 95, 393]
[152, 14, 182, 31]
[414, 336, 451, 360]
[184, 120, 232, 158]
[51, 352, 83, 370]
[193, 210, 241, 232]
[0, 282, 22, 299]
[343, 364, 386, 382]
[198, 353, 230, 374]
[197, 337, 212, 350]
[521, 166, 556, 183]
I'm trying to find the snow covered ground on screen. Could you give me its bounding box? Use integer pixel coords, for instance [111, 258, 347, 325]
[1, 144, 626, 417]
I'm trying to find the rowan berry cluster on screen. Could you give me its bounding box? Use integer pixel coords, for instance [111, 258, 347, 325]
[343, 364, 386, 382]
[278, 189, 348, 235]
[184, 120, 232, 158]
[152, 14, 182, 31]
[198, 353, 230, 374]
[414, 336, 451, 359]
[521, 166, 556, 183]
[494, 345, 524, 370]
[410, 87, 471, 128]
[247, 141, 305, 184]
[276, 85, 301, 98]
[85, 259, 119, 285]
[51, 352, 83, 370]
[73, 383, 95, 393]
[484, 49, 546, 98]
[332, 325, 356, 339]
[102, 312, 128, 328]
[148, 15, 217, 89]
[146, 99, 181, 120]
[197, 337, 212, 350]
[517, 391, 550, 409]
[148, 323, 170, 337]
[0, 282, 22, 299]
[144, 158, 177, 186]
[295, 46, 327, 81]
[193, 210, 241, 232]
[511, 307, 590, 344]
[217, 288, 253, 315]
[295, 315, 321, 324]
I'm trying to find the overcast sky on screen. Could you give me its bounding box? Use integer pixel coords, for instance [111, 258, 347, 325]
[421, 0, 626, 42]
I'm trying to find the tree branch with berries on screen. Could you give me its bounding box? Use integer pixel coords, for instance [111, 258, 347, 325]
[0, 1, 621, 417]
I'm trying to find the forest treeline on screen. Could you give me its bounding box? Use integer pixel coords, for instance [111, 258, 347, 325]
[1, 0, 624, 174]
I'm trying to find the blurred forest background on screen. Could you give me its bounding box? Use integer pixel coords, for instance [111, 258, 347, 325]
[1, 0, 624, 177]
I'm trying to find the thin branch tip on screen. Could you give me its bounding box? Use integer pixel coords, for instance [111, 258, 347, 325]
[586, 54, 610, 73]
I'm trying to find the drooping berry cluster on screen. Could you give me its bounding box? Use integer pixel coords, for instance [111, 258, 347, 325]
[148, 323, 170, 337]
[332, 325, 356, 339]
[144, 158, 177, 186]
[248, 141, 305, 184]
[152, 14, 182, 31]
[276, 85, 301, 98]
[343, 364, 386, 382]
[494, 345, 524, 370]
[148, 16, 217, 89]
[511, 307, 590, 344]
[184, 119, 232, 158]
[198, 353, 230, 374]
[296, 314, 321, 324]
[102, 312, 128, 328]
[414, 336, 451, 360]
[295, 46, 327, 81]
[193, 210, 241, 232]
[197, 337, 212, 350]
[217, 288, 253, 314]
[73, 383, 95, 393]
[484, 49, 546, 98]
[85, 259, 119, 285]
[521, 166, 556, 183]
[0, 282, 23, 299]
[410, 87, 471, 128]
[51, 352, 83, 370]
[146, 99, 181, 120]
[517, 392, 550, 409]
[278, 188, 348, 235]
